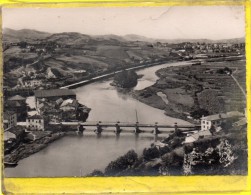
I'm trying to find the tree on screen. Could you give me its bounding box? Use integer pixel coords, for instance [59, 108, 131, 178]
[216, 67, 232, 75]
[19, 41, 27, 48]
[190, 109, 209, 120]
[113, 70, 138, 88]
[209, 125, 216, 135]
[143, 147, 160, 161]
[220, 120, 233, 133]
[104, 150, 138, 176]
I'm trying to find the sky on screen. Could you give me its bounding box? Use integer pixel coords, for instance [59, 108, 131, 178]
[2, 6, 245, 40]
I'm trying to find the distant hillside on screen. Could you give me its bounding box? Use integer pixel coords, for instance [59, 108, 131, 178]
[160, 38, 245, 44]
[3, 28, 245, 88]
[46, 32, 91, 45]
[94, 34, 127, 42]
[3, 28, 51, 43]
[3, 28, 245, 44]
[123, 34, 155, 43]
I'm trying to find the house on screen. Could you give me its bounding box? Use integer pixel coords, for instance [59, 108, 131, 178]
[43, 108, 63, 123]
[201, 111, 244, 131]
[34, 89, 76, 109]
[26, 114, 44, 131]
[6, 95, 27, 121]
[4, 126, 26, 143]
[60, 99, 79, 112]
[4, 131, 16, 141]
[3, 111, 17, 130]
[184, 130, 212, 144]
[201, 114, 226, 131]
[24, 79, 43, 87]
[8, 94, 26, 102]
[184, 133, 200, 143]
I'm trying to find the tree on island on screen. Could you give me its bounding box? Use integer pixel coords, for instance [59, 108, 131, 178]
[113, 70, 138, 88]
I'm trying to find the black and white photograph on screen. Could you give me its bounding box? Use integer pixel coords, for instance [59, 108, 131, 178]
[2, 6, 247, 177]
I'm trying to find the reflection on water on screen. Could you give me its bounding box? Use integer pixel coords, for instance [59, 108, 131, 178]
[5, 61, 191, 177]
[5, 134, 154, 177]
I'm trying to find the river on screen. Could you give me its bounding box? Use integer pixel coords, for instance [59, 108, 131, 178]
[5, 61, 191, 177]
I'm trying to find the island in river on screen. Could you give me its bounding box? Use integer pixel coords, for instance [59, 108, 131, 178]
[111, 69, 138, 88]
[4, 57, 247, 177]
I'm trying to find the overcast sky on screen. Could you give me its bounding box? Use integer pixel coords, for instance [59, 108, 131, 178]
[2, 6, 245, 40]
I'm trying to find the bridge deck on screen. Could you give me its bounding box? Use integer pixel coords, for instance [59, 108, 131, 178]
[49, 121, 200, 130]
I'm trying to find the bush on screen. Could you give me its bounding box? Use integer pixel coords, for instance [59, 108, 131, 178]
[190, 108, 209, 119]
[104, 150, 138, 176]
[113, 70, 138, 88]
[89, 169, 104, 176]
[143, 147, 160, 161]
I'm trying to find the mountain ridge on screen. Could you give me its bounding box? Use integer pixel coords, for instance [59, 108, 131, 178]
[3, 28, 245, 44]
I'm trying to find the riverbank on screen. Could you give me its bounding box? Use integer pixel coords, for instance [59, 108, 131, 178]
[4, 131, 66, 164]
[89, 129, 247, 176]
[132, 58, 246, 122]
[132, 65, 196, 122]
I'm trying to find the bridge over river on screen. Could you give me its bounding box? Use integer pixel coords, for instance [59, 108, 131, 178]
[49, 121, 201, 136]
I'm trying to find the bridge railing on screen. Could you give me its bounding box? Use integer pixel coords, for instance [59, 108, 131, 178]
[49, 121, 201, 135]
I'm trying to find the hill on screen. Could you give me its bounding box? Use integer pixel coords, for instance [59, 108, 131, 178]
[2, 29, 245, 89]
[3, 28, 51, 43]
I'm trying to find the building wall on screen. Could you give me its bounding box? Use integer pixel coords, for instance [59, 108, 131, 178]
[4, 114, 17, 130]
[26, 118, 44, 131]
[201, 119, 212, 131]
[35, 95, 76, 109]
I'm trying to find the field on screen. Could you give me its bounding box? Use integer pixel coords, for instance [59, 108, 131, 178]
[134, 58, 246, 121]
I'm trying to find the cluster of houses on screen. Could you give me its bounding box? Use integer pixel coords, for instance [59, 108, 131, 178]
[171, 42, 244, 54]
[3, 89, 90, 142]
[184, 111, 246, 143]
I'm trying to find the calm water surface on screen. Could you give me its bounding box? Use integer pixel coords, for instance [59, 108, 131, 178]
[5, 61, 191, 177]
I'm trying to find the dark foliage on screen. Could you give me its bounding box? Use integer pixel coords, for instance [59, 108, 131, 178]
[190, 108, 209, 119]
[104, 150, 138, 176]
[113, 70, 138, 88]
[216, 67, 232, 75]
[143, 146, 160, 161]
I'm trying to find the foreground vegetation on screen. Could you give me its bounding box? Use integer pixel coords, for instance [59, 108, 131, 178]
[89, 128, 247, 176]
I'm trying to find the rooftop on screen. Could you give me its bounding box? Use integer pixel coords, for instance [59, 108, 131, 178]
[233, 118, 247, 127]
[201, 113, 228, 121]
[60, 99, 78, 108]
[4, 111, 16, 120]
[201, 111, 244, 121]
[34, 89, 76, 98]
[8, 95, 26, 101]
[27, 114, 43, 120]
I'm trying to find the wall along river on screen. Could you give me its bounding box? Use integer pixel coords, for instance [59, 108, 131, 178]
[5, 61, 192, 177]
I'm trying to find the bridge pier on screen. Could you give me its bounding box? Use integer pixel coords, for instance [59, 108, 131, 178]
[134, 122, 141, 134]
[114, 122, 122, 135]
[78, 125, 85, 133]
[94, 121, 103, 135]
[152, 122, 161, 135]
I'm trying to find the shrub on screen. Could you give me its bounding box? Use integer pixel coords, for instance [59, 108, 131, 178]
[113, 70, 138, 88]
[143, 147, 160, 161]
[190, 108, 209, 119]
[104, 150, 138, 176]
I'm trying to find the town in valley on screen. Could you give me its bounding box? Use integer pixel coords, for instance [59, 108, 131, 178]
[2, 6, 247, 176]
